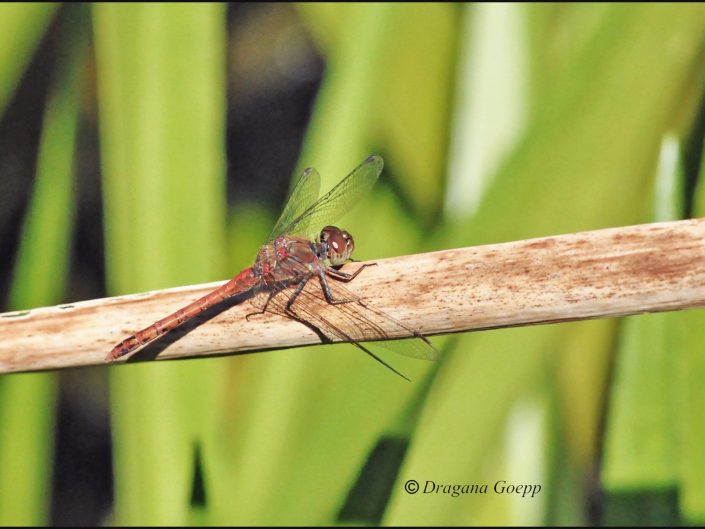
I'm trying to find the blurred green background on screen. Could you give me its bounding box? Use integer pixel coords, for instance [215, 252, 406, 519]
[1, 2, 704, 525]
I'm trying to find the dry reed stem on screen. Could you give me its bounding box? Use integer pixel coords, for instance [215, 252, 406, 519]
[1, 218, 704, 373]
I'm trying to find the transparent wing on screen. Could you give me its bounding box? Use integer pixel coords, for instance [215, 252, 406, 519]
[256, 271, 438, 361]
[267, 167, 321, 242]
[271, 155, 383, 240]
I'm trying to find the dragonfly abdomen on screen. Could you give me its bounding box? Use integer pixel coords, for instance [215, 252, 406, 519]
[106, 268, 258, 361]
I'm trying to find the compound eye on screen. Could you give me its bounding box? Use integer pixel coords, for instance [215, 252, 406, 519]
[328, 234, 343, 252]
[319, 226, 332, 242]
[340, 230, 354, 252]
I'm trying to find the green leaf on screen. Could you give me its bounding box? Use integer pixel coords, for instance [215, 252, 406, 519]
[445, 4, 527, 219]
[0, 6, 87, 523]
[0, 3, 57, 116]
[93, 4, 227, 524]
[674, 308, 705, 524]
[676, 109, 705, 523]
[377, 3, 459, 220]
[601, 135, 683, 500]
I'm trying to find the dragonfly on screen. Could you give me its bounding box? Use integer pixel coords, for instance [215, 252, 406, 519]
[106, 155, 438, 378]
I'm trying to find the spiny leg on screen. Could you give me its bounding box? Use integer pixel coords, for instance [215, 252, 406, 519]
[245, 282, 288, 321]
[317, 267, 360, 305]
[324, 262, 377, 282]
[284, 275, 311, 316]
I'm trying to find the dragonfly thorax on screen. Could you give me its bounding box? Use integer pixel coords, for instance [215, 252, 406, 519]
[319, 225, 354, 266]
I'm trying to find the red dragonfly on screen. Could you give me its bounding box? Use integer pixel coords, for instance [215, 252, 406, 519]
[107, 155, 437, 378]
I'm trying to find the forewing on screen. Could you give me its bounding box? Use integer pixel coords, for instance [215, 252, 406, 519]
[267, 167, 321, 242]
[274, 155, 383, 239]
[258, 270, 438, 361]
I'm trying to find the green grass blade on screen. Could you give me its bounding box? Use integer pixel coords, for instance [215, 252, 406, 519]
[0, 3, 57, 116]
[376, 3, 459, 220]
[675, 311, 705, 523]
[601, 135, 683, 491]
[676, 119, 705, 523]
[0, 7, 86, 523]
[0, 375, 56, 525]
[599, 136, 684, 525]
[294, 3, 349, 55]
[445, 4, 527, 218]
[296, 3, 394, 182]
[93, 4, 227, 524]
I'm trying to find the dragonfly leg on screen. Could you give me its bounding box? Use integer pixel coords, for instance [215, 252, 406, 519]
[245, 281, 289, 320]
[317, 267, 358, 305]
[324, 262, 377, 282]
[284, 275, 311, 315]
[245, 289, 277, 321]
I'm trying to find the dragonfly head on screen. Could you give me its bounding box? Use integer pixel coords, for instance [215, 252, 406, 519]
[320, 226, 354, 266]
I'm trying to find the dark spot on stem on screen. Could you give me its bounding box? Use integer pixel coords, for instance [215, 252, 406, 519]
[1, 310, 31, 318]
